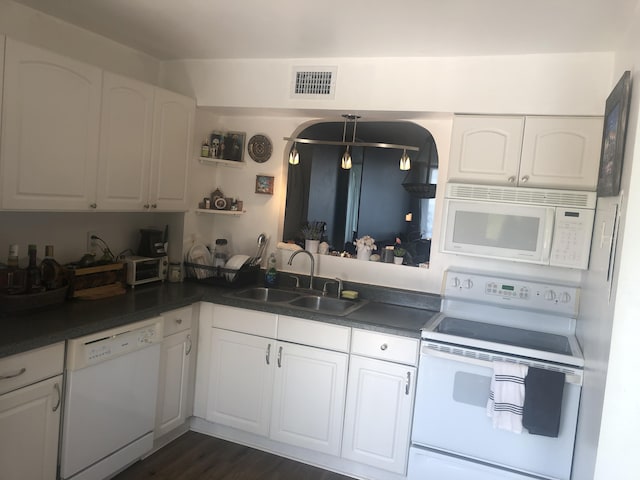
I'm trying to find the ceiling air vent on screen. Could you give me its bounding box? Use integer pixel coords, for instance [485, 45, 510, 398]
[291, 66, 337, 99]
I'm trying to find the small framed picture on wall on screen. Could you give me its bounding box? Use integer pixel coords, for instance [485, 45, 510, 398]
[255, 175, 274, 195]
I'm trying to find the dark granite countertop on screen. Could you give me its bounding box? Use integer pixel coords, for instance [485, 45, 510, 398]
[0, 280, 440, 359]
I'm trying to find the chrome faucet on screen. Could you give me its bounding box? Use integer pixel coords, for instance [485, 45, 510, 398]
[322, 277, 343, 298]
[287, 249, 315, 290]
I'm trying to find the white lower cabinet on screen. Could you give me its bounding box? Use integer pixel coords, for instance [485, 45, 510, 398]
[342, 329, 419, 474]
[270, 341, 348, 456]
[0, 342, 64, 480]
[342, 355, 416, 474]
[155, 305, 196, 439]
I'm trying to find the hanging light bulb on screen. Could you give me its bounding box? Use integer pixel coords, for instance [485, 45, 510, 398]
[341, 146, 352, 169]
[399, 149, 411, 171]
[289, 143, 299, 165]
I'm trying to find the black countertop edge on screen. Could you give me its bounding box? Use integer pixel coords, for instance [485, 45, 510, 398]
[0, 280, 440, 359]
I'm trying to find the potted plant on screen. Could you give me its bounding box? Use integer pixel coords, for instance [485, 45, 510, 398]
[301, 221, 325, 253]
[354, 235, 377, 261]
[393, 246, 406, 264]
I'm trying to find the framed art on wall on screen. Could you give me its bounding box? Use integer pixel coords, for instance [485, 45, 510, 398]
[255, 175, 274, 195]
[597, 70, 632, 197]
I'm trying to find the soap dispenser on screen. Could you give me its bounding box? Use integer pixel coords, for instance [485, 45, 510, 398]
[264, 252, 278, 287]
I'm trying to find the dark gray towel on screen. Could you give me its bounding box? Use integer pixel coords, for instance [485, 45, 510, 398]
[522, 367, 565, 437]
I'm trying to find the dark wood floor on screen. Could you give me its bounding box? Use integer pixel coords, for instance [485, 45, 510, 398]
[113, 431, 355, 480]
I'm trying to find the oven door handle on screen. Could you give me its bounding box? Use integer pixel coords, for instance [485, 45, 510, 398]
[423, 347, 583, 386]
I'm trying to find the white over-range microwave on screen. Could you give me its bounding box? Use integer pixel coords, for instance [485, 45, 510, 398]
[441, 183, 597, 269]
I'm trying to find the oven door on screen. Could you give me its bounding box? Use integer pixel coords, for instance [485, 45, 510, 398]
[411, 343, 581, 480]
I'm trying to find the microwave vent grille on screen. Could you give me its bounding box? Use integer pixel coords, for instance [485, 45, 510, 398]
[446, 183, 595, 208]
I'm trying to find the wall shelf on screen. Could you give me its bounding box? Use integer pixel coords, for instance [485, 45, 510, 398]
[198, 157, 245, 168]
[195, 208, 245, 216]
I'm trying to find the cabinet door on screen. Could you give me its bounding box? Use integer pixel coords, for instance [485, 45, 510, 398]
[155, 329, 193, 438]
[519, 116, 603, 190]
[206, 328, 274, 436]
[149, 88, 194, 211]
[342, 356, 416, 474]
[0, 375, 62, 480]
[270, 342, 348, 456]
[448, 115, 524, 186]
[97, 72, 155, 211]
[1, 39, 102, 210]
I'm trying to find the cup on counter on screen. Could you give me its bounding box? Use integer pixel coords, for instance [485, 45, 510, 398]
[168, 262, 183, 282]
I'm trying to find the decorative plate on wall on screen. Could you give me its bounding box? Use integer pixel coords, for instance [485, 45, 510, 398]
[247, 134, 273, 163]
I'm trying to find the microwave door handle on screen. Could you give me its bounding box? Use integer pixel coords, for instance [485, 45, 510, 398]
[541, 208, 555, 263]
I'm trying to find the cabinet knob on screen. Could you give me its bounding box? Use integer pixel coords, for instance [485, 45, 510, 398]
[521, 175, 530, 183]
[380, 343, 388, 351]
[143, 204, 150, 209]
[151, 204, 157, 209]
[89, 203, 97, 209]
[175, 318, 182, 324]
[508, 176, 516, 183]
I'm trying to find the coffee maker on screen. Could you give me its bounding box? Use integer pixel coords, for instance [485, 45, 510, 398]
[138, 228, 166, 257]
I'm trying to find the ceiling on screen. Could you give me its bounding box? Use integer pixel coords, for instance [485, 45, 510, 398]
[12, 0, 639, 61]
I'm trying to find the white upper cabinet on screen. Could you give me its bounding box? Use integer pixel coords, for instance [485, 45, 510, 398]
[448, 115, 524, 186]
[448, 115, 603, 191]
[149, 88, 195, 211]
[1, 38, 102, 210]
[97, 72, 155, 211]
[519, 116, 603, 190]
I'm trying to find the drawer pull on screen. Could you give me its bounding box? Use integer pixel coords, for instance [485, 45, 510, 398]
[266, 343, 271, 365]
[405, 371, 411, 395]
[175, 318, 183, 324]
[52, 383, 61, 412]
[0, 367, 26, 380]
[380, 343, 388, 351]
[277, 346, 283, 368]
[185, 334, 192, 356]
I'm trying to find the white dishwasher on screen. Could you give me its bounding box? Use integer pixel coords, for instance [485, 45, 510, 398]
[61, 317, 163, 480]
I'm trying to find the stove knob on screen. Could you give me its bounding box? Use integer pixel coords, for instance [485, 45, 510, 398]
[544, 290, 557, 301]
[462, 279, 473, 289]
[559, 292, 572, 303]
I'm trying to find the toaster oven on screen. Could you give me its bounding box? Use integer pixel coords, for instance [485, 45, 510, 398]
[123, 256, 168, 287]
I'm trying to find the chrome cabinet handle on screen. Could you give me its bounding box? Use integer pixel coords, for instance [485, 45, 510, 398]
[380, 343, 388, 351]
[175, 318, 183, 324]
[405, 371, 411, 395]
[143, 204, 150, 209]
[151, 204, 157, 209]
[89, 203, 97, 209]
[521, 175, 529, 183]
[277, 346, 283, 368]
[52, 382, 61, 412]
[185, 334, 192, 356]
[266, 343, 271, 365]
[0, 367, 26, 380]
[507, 176, 516, 183]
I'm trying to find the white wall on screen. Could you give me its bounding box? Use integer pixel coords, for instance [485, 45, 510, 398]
[0, 0, 160, 84]
[590, 4, 640, 477]
[160, 53, 613, 115]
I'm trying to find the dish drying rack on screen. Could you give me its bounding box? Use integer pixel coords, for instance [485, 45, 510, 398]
[183, 261, 260, 288]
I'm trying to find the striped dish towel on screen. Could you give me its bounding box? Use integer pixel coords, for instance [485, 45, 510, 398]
[486, 361, 529, 434]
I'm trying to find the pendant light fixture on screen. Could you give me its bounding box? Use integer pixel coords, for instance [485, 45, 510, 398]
[288, 142, 299, 165]
[399, 149, 411, 171]
[284, 114, 420, 170]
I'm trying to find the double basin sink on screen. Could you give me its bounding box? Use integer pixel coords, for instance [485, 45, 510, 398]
[227, 287, 367, 316]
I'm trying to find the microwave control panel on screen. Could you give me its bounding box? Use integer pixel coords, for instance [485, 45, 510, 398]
[550, 207, 595, 269]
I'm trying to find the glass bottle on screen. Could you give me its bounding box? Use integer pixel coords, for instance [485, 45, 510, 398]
[213, 239, 228, 276]
[26, 244, 43, 293]
[7, 244, 19, 270]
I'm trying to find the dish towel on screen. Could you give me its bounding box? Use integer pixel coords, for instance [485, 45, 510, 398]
[522, 367, 566, 437]
[486, 361, 529, 433]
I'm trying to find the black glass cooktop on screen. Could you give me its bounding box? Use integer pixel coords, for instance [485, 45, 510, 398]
[435, 317, 573, 356]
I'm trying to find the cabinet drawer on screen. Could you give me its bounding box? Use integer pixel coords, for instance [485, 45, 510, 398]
[278, 315, 351, 352]
[0, 342, 65, 395]
[213, 305, 277, 338]
[162, 305, 193, 336]
[351, 330, 419, 366]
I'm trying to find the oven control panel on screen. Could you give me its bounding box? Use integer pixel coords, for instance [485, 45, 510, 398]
[444, 270, 579, 316]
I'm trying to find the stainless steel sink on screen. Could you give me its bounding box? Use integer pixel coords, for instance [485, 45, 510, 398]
[232, 287, 301, 303]
[288, 295, 366, 315]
